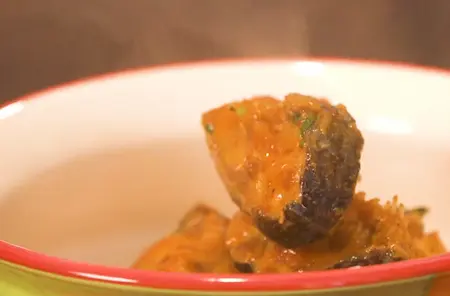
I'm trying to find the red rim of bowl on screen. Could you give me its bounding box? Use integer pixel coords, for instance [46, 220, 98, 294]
[1, 57, 450, 292]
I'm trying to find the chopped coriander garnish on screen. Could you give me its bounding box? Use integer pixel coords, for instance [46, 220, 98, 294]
[299, 139, 305, 148]
[334, 207, 346, 216]
[406, 207, 429, 217]
[204, 123, 214, 134]
[300, 113, 316, 135]
[299, 113, 316, 147]
[236, 106, 246, 116]
[229, 105, 246, 116]
[292, 112, 302, 122]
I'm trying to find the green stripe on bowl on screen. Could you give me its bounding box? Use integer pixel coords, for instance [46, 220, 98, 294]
[0, 259, 435, 296]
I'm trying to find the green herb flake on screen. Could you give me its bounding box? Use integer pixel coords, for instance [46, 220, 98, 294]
[229, 105, 246, 116]
[298, 113, 317, 147]
[333, 207, 346, 216]
[236, 106, 246, 116]
[204, 123, 214, 134]
[300, 113, 316, 135]
[406, 206, 429, 217]
[292, 112, 302, 122]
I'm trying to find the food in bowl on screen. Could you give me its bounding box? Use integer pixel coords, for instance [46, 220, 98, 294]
[132, 93, 446, 273]
[226, 193, 444, 273]
[202, 93, 364, 248]
[133, 204, 237, 273]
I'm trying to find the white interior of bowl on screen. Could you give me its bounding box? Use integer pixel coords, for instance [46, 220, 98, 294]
[0, 60, 449, 268]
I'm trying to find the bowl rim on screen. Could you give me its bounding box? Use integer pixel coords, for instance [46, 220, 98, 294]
[1, 57, 450, 292]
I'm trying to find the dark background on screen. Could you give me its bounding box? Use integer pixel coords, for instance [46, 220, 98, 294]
[1, 0, 449, 104]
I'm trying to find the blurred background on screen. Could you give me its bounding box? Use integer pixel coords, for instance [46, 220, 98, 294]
[1, 0, 449, 104]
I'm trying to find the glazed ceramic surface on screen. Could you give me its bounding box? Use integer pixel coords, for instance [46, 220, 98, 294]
[0, 59, 450, 296]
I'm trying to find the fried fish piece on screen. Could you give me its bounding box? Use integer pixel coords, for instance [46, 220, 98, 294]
[225, 194, 372, 273]
[328, 247, 404, 269]
[202, 93, 364, 248]
[133, 204, 236, 273]
[226, 193, 441, 273]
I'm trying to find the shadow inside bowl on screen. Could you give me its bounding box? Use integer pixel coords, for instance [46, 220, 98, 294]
[0, 138, 236, 268]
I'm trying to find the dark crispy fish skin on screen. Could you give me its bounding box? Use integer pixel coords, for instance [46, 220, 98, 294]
[256, 105, 364, 248]
[233, 262, 254, 273]
[328, 248, 404, 270]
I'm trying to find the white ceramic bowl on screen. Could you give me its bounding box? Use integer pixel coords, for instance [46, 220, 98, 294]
[0, 59, 450, 296]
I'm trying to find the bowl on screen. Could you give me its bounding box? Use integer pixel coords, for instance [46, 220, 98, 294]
[0, 58, 450, 296]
